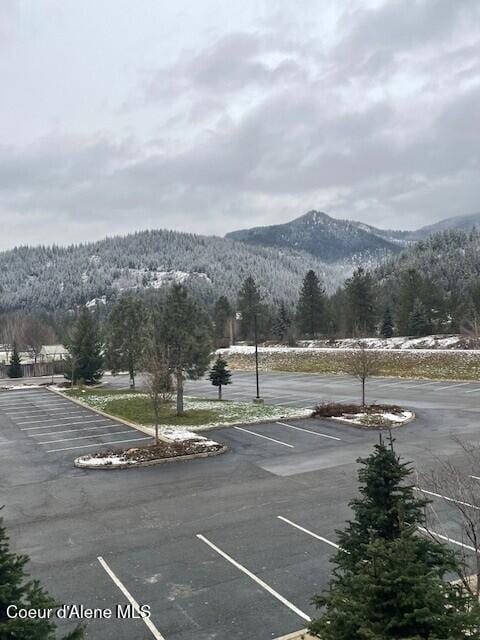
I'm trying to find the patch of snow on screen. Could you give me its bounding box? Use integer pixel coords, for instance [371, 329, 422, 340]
[86, 296, 106, 309]
[0, 384, 42, 390]
[331, 410, 413, 426]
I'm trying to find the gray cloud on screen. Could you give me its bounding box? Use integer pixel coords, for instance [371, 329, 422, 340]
[0, 0, 480, 248]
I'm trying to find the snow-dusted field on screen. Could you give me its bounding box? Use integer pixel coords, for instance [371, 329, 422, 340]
[219, 343, 480, 381]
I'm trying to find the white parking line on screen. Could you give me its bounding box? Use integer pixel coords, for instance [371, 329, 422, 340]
[30, 424, 122, 437]
[277, 516, 341, 550]
[5, 407, 78, 416]
[14, 411, 87, 424]
[434, 382, 471, 391]
[376, 381, 403, 388]
[470, 475, 480, 481]
[13, 410, 85, 418]
[21, 419, 111, 429]
[97, 556, 165, 640]
[402, 381, 440, 390]
[196, 534, 311, 622]
[38, 429, 134, 444]
[464, 388, 480, 394]
[276, 422, 341, 441]
[17, 416, 108, 431]
[418, 527, 476, 552]
[46, 436, 151, 452]
[233, 426, 294, 448]
[414, 487, 480, 510]
[0, 400, 67, 406]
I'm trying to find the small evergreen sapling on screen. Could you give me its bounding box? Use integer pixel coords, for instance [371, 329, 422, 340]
[209, 356, 232, 400]
[8, 342, 23, 378]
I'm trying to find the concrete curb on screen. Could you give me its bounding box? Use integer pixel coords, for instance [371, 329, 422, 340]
[321, 410, 416, 430]
[74, 444, 228, 470]
[46, 386, 171, 442]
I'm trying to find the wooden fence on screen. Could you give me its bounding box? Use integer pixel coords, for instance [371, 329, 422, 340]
[0, 361, 66, 379]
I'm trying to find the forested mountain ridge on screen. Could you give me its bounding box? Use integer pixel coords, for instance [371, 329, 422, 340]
[0, 228, 354, 312]
[409, 212, 480, 240]
[375, 230, 480, 297]
[226, 210, 408, 261]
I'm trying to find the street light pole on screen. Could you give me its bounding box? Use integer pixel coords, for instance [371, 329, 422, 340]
[253, 312, 263, 404]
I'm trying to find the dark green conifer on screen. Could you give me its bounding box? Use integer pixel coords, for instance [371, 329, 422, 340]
[208, 356, 232, 400]
[0, 514, 84, 639]
[8, 342, 23, 378]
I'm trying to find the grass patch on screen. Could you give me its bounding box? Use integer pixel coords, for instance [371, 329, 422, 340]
[66, 389, 217, 426]
[64, 388, 311, 430]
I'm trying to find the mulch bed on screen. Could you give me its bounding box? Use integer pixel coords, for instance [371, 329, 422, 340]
[88, 439, 224, 464]
[313, 402, 404, 418]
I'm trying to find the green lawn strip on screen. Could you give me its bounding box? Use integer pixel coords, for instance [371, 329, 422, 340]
[224, 349, 480, 381]
[64, 388, 308, 430]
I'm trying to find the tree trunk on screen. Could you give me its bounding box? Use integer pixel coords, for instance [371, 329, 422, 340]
[218, 384, 222, 401]
[129, 355, 135, 389]
[176, 371, 184, 416]
[154, 402, 159, 445]
[362, 376, 366, 407]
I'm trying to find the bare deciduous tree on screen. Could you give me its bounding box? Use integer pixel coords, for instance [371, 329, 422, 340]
[143, 346, 175, 445]
[21, 317, 56, 374]
[420, 439, 480, 599]
[344, 342, 381, 407]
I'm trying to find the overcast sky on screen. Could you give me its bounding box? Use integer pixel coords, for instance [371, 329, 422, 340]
[0, 0, 479, 249]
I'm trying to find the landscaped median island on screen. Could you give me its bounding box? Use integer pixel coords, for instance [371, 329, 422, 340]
[61, 387, 312, 469]
[63, 388, 312, 432]
[75, 429, 225, 469]
[313, 402, 414, 429]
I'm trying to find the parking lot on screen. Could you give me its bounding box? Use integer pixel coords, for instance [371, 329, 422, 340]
[0, 378, 479, 639]
[0, 388, 150, 455]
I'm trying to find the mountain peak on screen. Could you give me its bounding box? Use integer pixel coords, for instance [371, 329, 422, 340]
[226, 210, 402, 262]
[293, 210, 332, 225]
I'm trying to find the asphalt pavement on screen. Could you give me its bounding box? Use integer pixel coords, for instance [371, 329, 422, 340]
[0, 372, 479, 639]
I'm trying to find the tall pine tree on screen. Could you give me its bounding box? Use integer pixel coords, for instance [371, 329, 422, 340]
[213, 296, 233, 347]
[105, 294, 147, 388]
[65, 307, 104, 384]
[408, 298, 432, 337]
[344, 267, 376, 337]
[380, 306, 394, 338]
[237, 276, 262, 342]
[296, 270, 325, 339]
[273, 302, 291, 343]
[397, 268, 423, 335]
[156, 285, 212, 415]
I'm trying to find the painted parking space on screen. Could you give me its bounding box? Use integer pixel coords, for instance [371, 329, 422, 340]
[93, 511, 339, 640]
[0, 389, 151, 455]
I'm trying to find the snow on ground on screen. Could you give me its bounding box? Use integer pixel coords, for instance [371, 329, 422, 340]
[331, 410, 414, 426]
[296, 335, 469, 350]
[0, 384, 42, 390]
[75, 429, 222, 468]
[219, 336, 472, 356]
